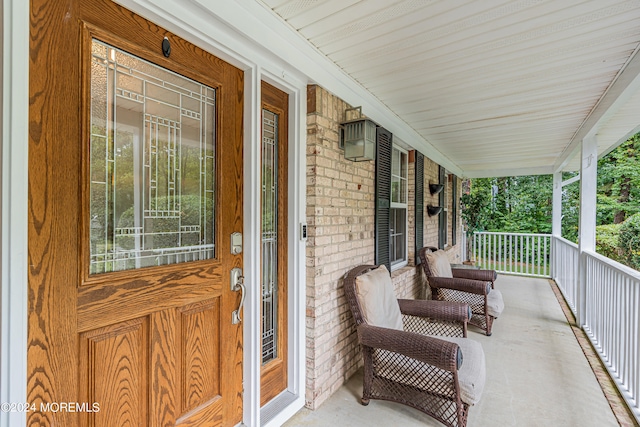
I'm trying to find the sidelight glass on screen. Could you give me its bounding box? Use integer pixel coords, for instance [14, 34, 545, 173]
[262, 109, 278, 364]
[89, 39, 216, 274]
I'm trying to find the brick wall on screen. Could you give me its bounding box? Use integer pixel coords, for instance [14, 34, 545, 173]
[304, 85, 463, 410]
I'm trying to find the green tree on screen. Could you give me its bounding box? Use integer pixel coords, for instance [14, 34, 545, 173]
[619, 213, 640, 270]
[461, 175, 553, 235]
[597, 133, 640, 224]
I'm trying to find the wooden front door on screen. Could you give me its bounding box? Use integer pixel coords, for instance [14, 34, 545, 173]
[259, 82, 289, 406]
[28, 1, 244, 426]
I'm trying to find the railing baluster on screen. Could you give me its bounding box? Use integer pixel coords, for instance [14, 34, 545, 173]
[474, 233, 478, 265]
[537, 235, 541, 276]
[509, 234, 513, 271]
[578, 249, 640, 424]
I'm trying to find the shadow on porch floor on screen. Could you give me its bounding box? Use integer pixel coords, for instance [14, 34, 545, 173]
[284, 275, 634, 427]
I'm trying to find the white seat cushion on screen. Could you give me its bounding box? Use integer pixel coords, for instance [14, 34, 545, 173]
[438, 336, 486, 405]
[487, 289, 504, 318]
[375, 336, 486, 406]
[355, 265, 403, 331]
[425, 250, 453, 278]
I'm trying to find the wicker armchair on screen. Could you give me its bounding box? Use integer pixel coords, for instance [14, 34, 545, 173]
[344, 264, 485, 427]
[419, 246, 504, 336]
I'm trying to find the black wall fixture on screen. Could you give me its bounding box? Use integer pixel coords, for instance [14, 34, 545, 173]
[427, 205, 443, 216]
[429, 183, 444, 195]
[162, 37, 171, 57]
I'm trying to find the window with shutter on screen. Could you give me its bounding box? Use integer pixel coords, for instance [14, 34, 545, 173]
[452, 175, 458, 246]
[415, 152, 424, 264]
[375, 127, 392, 271]
[375, 127, 408, 270]
[390, 146, 408, 268]
[438, 165, 447, 249]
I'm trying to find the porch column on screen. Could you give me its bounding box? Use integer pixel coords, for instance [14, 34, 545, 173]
[552, 172, 562, 236]
[551, 171, 562, 278]
[577, 134, 598, 327]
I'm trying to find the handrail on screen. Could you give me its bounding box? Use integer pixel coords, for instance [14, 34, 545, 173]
[473, 231, 551, 237]
[472, 232, 551, 278]
[554, 235, 578, 249]
[584, 249, 640, 282]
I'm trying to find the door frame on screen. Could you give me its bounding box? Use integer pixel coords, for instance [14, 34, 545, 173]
[243, 67, 307, 427]
[1, 1, 306, 426]
[1, 1, 30, 426]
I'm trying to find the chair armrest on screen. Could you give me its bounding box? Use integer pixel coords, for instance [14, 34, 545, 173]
[398, 299, 471, 323]
[428, 276, 490, 295]
[452, 268, 497, 282]
[357, 324, 461, 371]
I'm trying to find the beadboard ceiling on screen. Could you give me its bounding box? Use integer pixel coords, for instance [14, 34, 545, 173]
[256, 0, 640, 177]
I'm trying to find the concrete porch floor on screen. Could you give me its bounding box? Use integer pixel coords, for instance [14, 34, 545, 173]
[284, 275, 636, 427]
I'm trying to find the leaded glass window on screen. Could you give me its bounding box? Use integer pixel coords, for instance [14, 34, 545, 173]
[89, 39, 216, 274]
[262, 109, 278, 364]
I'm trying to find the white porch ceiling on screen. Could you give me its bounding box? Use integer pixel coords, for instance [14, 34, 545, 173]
[256, 0, 640, 178]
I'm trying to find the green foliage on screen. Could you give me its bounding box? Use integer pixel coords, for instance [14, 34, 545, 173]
[597, 134, 640, 224]
[460, 180, 492, 233]
[561, 178, 580, 243]
[461, 175, 552, 235]
[460, 132, 639, 270]
[619, 213, 640, 270]
[595, 223, 624, 263]
[118, 194, 213, 249]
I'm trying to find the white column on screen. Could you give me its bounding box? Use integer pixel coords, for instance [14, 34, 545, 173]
[1, 0, 30, 426]
[243, 64, 261, 427]
[551, 171, 562, 279]
[552, 172, 562, 237]
[577, 134, 598, 326]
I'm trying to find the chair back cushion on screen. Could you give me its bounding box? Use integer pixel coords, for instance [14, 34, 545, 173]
[355, 265, 404, 331]
[425, 250, 453, 278]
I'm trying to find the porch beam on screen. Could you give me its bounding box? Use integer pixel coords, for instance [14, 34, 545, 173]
[577, 134, 598, 326]
[562, 174, 581, 187]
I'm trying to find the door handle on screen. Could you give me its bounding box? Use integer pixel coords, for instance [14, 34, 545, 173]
[231, 268, 245, 324]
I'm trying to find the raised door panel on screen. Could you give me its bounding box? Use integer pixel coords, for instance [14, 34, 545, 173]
[79, 318, 149, 427]
[179, 299, 221, 414]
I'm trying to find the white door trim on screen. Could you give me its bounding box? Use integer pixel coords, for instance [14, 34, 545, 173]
[1, 1, 30, 426]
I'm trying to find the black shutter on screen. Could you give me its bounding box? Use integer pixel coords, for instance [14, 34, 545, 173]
[452, 175, 458, 246]
[375, 126, 392, 271]
[415, 151, 424, 264]
[438, 165, 446, 249]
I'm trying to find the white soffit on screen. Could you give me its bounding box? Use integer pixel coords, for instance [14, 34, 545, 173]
[258, 0, 640, 178]
[563, 86, 640, 171]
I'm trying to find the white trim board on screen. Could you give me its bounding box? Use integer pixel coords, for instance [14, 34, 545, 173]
[1, 1, 29, 426]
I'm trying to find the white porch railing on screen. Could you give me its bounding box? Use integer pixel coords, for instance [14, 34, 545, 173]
[551, 236, 579, 315]
[582, 250, 640, 420]
[472, 231, 640, 422]
[472, 232, 551, 277]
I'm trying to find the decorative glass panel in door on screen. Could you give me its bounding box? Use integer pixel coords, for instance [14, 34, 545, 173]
[262, 108, 278, 365]
[90, 39, 215, 274]
[260, 81, 289, 406]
